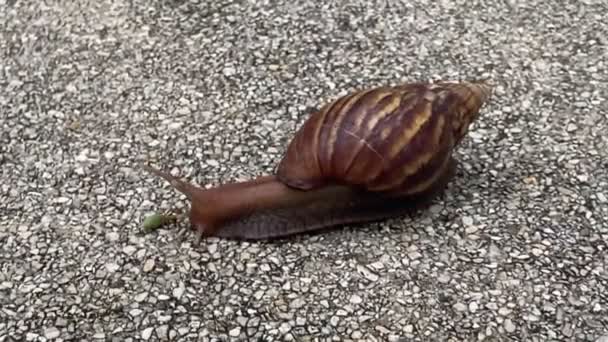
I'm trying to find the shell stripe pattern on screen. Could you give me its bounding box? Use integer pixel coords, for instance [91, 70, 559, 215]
[326, 83, 454, 195]
[340, 90, 405, 177]
[319, 87, 378, 176]
[335, 88, 428, 186]
[276, 81, 490, 195]
[366, 100, 448, 192]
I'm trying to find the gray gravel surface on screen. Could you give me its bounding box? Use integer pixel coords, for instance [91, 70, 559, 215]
[1, 0, 607, 341]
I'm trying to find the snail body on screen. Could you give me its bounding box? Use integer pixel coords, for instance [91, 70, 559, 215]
[144, 80, 492, 240]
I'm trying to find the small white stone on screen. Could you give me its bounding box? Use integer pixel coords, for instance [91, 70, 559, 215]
[454, 302, 467, 312]
[123, 245, 137, 255]
[357, 265, 379, 281]
[462, 216, 474, 226]
[465, 225, 479, 234]
[498, 307, 511, 316]
[350, 294, 363, 304]
[504, 319, 516, 333]
[229, 327, 241, 337]
[290, 298, 306, 309]
[105, 262, 120, 273]
[368, 261, 384, 270]
[469, 301, 479, 313]
[531, 248, 543, 256]
[158, 315, 172, 323]
[375, 325, 391, 334]
[223, 67, 236, 76]
[168, 121, 183, 129]
[156, 325, 169, 338]
[143, 259, 155, 272]
[135, 292, 148, 302]
[130, 308, 143, 317]
[173, 286, 185, 299]
[438, 273, 451, 283]
[141, 327, 154, 340]
[44, 327, 60, 339]
[106, 232, 119, 242]
[404, 324, 414, 333]
[54, 197, 70, 204]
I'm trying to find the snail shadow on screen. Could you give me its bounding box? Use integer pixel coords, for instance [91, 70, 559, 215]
[254, 155, 516, 244]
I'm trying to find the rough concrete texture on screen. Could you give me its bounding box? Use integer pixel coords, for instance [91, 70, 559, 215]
[1, 0, 607, 341]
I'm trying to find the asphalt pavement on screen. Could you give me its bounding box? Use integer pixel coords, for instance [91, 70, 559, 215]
[1, 0, 607, 341]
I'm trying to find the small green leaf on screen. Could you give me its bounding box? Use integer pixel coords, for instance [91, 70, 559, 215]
[142, 213, 176, 233]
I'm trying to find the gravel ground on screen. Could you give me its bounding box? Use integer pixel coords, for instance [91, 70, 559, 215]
[1, 0, 607, 341]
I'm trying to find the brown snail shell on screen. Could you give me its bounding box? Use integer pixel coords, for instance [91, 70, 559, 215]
[277, 81, 492, 196]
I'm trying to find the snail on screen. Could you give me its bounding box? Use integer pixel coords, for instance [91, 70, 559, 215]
[143, 80, 492, 241]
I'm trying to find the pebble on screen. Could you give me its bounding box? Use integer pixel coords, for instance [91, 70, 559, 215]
[454, 302, 467, 312]
[375, 325, 391, 334]
[173, 286, 185, 299]
[44, 327, 60, 339]
[498, 307, 511, 316]
[229, 327, 241, 337]
[158, 314, 172, 323]
[156, 325, 169, 338]
[135, 292, 148, 302]
[222, 67, 236, 76]
[106, 232, 120, 241]
[130, 308, 143, 317]
[350, 294, 363, 304]
[141, 327, 154, 340]
[438, 273, 451, 283]
[290, 298, 306, 309]
[123, 245, 137, 255]
[357, 265, 379, 282]
[143, 259, 155, 272]
[105, 262, 120, 273]
[462, 216, 474, 226]
[504, 319, 516, 333]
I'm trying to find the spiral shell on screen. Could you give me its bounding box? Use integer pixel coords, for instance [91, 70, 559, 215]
[276, 80, 492, 196]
